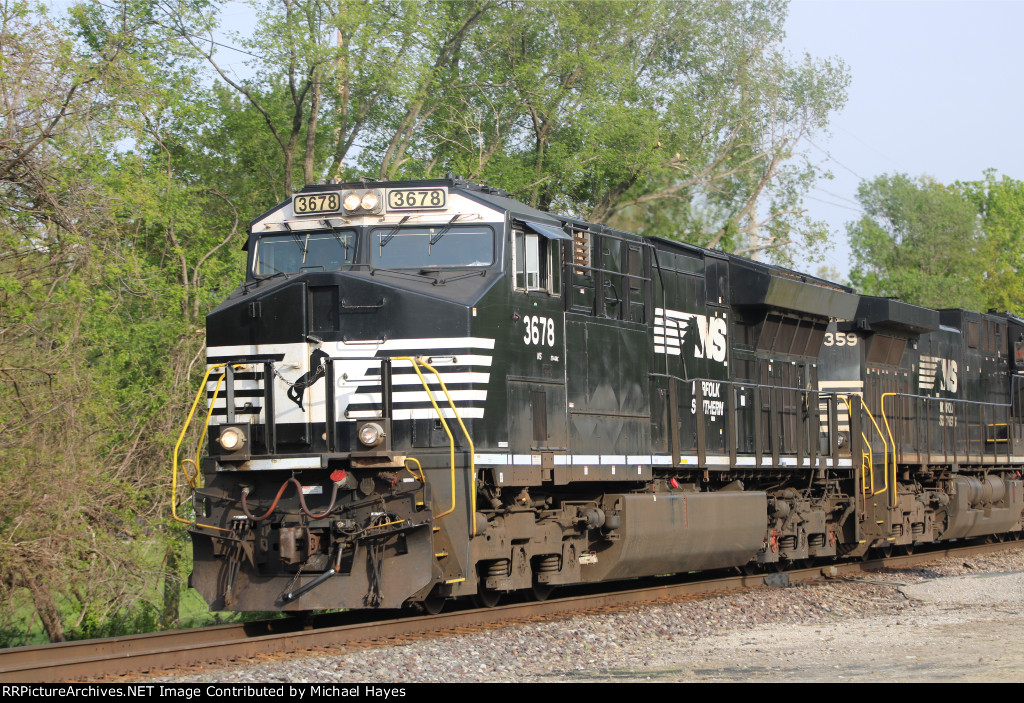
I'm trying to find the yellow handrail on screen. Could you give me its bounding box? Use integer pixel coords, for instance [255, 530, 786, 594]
[194, 371, 232, 484]
[879, 393, 900, 509]
[171, 363, 235, 533]
[838, 395, 873, 495]
[392, 357, 456, 521]
[391, 356, 478, 536]
[839, 393, 889, 498]
[418, 358, 477, 536]
[404, 457, 426, 483]
[861, 449, 873, 493]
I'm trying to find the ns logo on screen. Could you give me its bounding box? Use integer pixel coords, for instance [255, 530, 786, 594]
[654, 309, 728, 364]
[919, 355, 958, 393]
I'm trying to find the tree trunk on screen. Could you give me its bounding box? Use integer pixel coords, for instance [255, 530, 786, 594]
[161, 541, 181, 629]
[18, 568, 65, 642]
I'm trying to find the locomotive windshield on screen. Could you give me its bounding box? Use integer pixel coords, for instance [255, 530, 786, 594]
[254, 231, 355, 276]
[371, 225, 494, 269]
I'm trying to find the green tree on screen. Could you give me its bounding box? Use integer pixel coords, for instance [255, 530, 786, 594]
[382, 0, 849, 264]
[0, 0, 163, 642]
[478, 0, 847, 265]
[0, 0, 251, 642]
[957, 171, 1024, 316]
[848, 173, 985, 310]
[166, 0, 466, 195]
[164, 0, 847, 262]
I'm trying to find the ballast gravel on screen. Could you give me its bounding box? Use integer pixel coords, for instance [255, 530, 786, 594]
[139, 548, 1024, 683]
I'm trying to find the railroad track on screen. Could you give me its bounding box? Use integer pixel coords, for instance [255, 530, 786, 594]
[2, 539, 1019, 683]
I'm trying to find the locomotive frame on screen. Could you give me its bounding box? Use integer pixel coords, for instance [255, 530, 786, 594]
[173, 176, 1024, 612]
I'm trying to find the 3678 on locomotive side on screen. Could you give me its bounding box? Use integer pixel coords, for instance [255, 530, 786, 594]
[173, 176, 1024, 612]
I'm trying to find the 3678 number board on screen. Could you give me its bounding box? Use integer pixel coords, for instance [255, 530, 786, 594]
[293, 192, 340, 215]
[386, 188, 447, 210]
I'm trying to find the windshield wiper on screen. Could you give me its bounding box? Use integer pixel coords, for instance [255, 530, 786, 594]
[246, 270, 289, 290]
[370, 267, 441, 285]
[291, 232, 308, 259]
[429, 215, 461, 245]
[378, 215, 411, 248]
[438, 270, 487, 284]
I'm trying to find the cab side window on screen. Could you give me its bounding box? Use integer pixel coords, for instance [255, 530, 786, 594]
[513, 229, 560, 294]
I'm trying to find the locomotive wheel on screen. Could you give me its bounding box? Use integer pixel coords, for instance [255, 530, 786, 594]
[898, 543, 915, 556]
[422, 591, 446, 615]
[878, 545, 893, 559]
[531, 582, 555, 601]
[473, 587, 501, 608]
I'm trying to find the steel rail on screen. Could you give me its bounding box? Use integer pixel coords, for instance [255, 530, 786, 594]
[1, 539, 1019, 683]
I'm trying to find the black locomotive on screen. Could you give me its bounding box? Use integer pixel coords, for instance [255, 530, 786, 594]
[174, 176, 1024, 612]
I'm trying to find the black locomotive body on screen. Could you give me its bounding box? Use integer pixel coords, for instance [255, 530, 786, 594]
[818, 301, 1024, 550]
[179, 177, 1024, 612]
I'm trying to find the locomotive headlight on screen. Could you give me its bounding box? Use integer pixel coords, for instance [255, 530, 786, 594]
[358, 421, 385, 447]
[218, 426, 246, 452]
[343, 192, 362, 212]
[360, 191, 380, 211]
[341, 189, 383, 214]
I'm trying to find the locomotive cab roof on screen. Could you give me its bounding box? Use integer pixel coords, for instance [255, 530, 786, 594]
[244, 175, 567, 247]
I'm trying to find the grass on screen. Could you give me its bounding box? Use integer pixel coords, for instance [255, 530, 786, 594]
[0, 541, 276, 648]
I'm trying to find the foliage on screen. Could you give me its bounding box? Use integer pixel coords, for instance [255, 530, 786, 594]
[847, 173, 986, 310]
[956, 171, 1024, 316]
[0, 0, 243, 643]
[0, 0, 849, 643]
[165, 0, 848, 263]
[848, 171, 1024, 314]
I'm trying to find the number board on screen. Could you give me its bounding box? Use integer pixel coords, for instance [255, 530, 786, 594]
[293, 192, 341, 215]
[386, 188, 447, 211]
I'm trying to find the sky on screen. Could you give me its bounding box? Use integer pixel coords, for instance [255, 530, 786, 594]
[782, 0, 1024, 280]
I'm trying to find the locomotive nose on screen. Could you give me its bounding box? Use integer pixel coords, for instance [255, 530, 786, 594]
[207, 270, 478, 346]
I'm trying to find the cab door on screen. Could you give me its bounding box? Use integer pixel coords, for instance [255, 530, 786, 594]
[506, 223, 570, 476]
